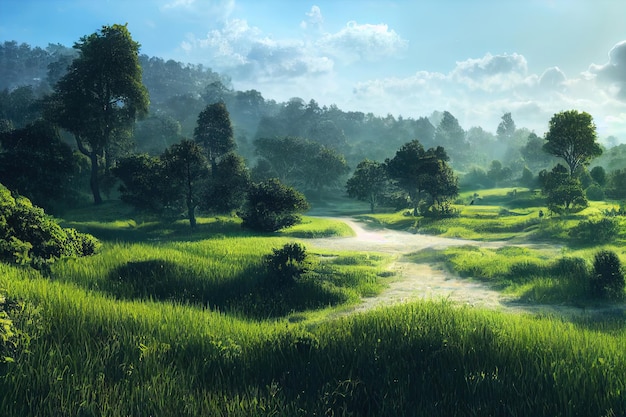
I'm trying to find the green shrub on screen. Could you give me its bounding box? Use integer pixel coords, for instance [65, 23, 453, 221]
[585, 184, 605, 201]
[591, 250, 625, 300]
[569, 217, 619, 244]
[239, 179, 310, 232]
[263, 243, 312, 287]
[0, 183, 100, 265]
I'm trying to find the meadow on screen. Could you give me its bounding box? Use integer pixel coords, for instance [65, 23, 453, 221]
[2, 192, 626, 416]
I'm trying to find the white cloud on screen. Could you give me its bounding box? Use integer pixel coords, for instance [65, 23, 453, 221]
[589, 40, 626, 100]
[301, 5, 323, 30]
[317, 21, 408, 63]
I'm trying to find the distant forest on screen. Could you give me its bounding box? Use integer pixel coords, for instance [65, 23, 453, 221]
[2, 40, 626, 209]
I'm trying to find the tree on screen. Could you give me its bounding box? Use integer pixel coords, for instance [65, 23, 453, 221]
[539, 164, 587, 214]
[112, 153, 165, 212]
[487, 160, 512, 187]
[496, 112, 516, 141]
[589, 166, 607, 186]
[161, 139, 210, 228]
[521, 132, 554, 172]
[0, 121, 77, 211]
[434, 111, 466, 166]
[543, 110, 602, 176]
[45, 24, 149, 204]
[346, 159, 389, 213]
[386, 141, 457, 216]
[253, 136, 311, 185]
[239, 179, 310, 232]
[193, 102, 235, 171]
[303, 146, 350, 197]
[203, 152, 250, 214]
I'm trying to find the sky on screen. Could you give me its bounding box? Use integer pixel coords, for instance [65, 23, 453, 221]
[2, 0, 626, 142]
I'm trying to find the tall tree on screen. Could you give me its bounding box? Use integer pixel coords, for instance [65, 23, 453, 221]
[496, 112, 516, 141]
[45, 24, 149, 204]
[193, 102, 235, 171]
[543, 110, 602, 176]
[539, 164, 587, 214]
[346, 159, 389, 213]
[161, 139, 210, 228]
[0, 121, 77, 211]
[386, 140, 455, 216]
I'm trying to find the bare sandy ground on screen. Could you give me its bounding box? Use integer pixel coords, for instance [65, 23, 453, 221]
[307, 218, 624, 318]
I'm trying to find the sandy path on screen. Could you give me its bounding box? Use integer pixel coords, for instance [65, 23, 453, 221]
[307, 218, 510, 314]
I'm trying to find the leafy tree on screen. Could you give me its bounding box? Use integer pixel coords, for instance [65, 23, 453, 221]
[161, 139, 210, 228]
[591, 250, 624, 300]
[45, 24, 149, 204]
[539, 164, 587, 214]
[134, 114, 181, 155]
[519, 166, 537, 188]
[496, 112, 516, 141]
[605, 169, 626, 199]
[203, 152, 250, 214]
[386, 140, 456, 215]
[239, 179, 309, 232]
[423, 159, 459, 215]
[0, 183, 99, 266]
[112, 153, 164, 212]
[0, 121, 77, 211]
[543, 110, 602, 176]
[487, 160, 512, 187]
[193, 102, 235, 171]
[253, 136, 311, 185]
[589, 166, 607, 186]
[434, 111, 466, 166]
[520, 132, 554, 171]
[303, 146, 350, 197]
[346, 159, 389, 213]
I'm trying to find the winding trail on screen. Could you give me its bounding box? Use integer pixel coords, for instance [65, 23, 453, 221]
[307, 218, 623, 318]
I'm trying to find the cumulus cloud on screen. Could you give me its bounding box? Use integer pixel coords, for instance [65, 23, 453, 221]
[182, 18, 333, 80]
[179, 7, 407, 83]
[589, 40, 626, 100]
[451, 53, 530, 92]
[301, 5, 323, 30]
[317, 21, 408, 63]
[538, 67, 566, 90]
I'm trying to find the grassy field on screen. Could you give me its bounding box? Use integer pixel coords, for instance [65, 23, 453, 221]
[2, 196, 626, 416]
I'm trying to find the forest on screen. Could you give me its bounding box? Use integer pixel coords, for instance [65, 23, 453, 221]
[1, 25, 626, 416]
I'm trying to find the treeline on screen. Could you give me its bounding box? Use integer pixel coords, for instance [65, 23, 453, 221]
[1, 35, 624, 220]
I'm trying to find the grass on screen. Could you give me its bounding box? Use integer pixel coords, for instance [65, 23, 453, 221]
[3, 195, 626, 415]
[3, 264, 626, 416]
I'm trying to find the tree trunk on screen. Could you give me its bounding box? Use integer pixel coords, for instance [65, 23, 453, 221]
[187, 197, 196, 228]
[75, 135, 102, 205]
[90, 152, 103, 205]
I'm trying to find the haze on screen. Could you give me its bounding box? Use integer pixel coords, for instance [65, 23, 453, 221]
[2, 0, 626, 140]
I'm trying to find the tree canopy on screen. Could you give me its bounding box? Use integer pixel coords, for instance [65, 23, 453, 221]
[386, 140, 457, 216]
[45, 24, 149, 204]
[543, 110, 602, 176]
[346, 159, 389, 213]
[193, 102, 235, 170]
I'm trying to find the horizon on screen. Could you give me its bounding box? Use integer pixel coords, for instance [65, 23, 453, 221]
[1, 0, 626, 142]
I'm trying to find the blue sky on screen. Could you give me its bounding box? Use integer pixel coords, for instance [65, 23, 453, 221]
[2, 0, 626, 141]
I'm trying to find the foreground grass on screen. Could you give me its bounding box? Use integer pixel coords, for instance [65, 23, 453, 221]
[2, 263, 626, 416]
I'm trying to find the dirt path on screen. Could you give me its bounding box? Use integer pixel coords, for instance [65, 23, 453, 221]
[307, 218, 509, 314]
[307, 218, 624, 318]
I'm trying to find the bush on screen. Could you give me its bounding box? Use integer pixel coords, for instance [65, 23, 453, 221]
[569, 217, 619, 245]
[239, 179, 310, 232]
[585, 184, 605, 201]
[263, 243, 312, 287]
[0, 183, 100, 265]
[591, 250, 625, 300]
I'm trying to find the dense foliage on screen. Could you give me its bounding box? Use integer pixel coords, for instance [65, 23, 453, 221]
[0, 183, 99, 266]
[239, 179, 310, 232]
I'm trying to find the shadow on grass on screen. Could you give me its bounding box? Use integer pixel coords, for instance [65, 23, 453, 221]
[106, 260, 347, 319]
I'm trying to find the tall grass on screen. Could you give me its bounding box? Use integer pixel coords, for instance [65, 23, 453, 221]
[2, 263, 626, 416]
